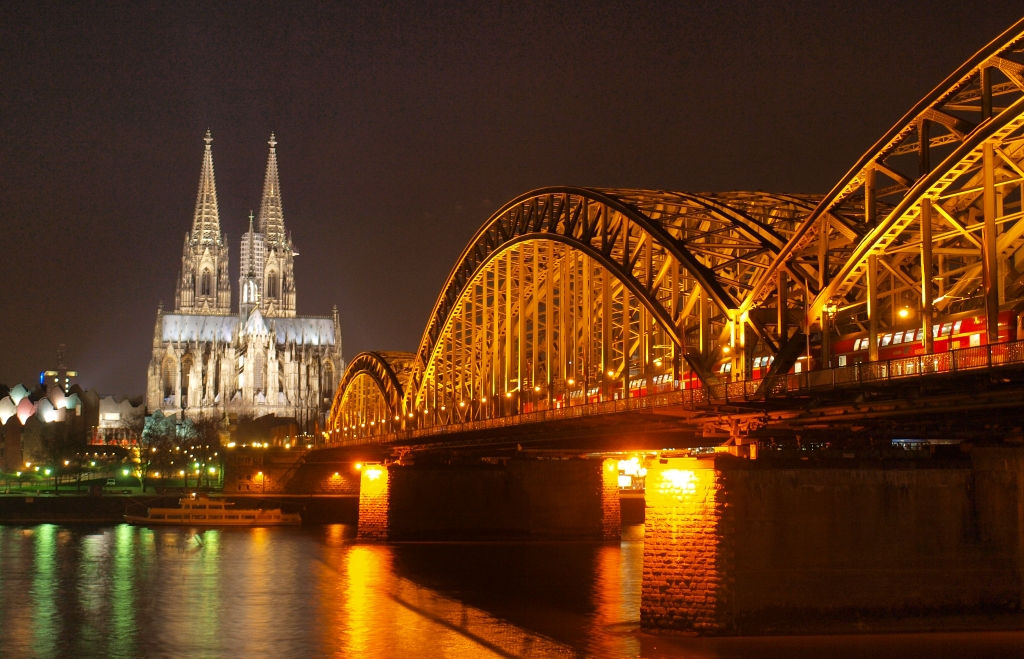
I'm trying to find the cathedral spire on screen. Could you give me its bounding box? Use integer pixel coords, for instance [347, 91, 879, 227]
[246, 212, 256, 277]
[192, 129, 221, 245]
[257, 133, 286, 248]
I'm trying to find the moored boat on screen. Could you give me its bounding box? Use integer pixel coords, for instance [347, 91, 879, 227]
[125, 492, 300, 526]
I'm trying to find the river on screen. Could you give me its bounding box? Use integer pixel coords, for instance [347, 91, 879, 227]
[0, 524, 1021, 658]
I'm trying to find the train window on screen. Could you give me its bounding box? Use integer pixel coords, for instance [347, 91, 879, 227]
[953, 320, 963, 333]
[932, 324, 941, 337]
[720, 363, 731, 373]
[915, 328, 924, 341]
[854, 338, 864, 350]
[970, 333, 981, 347]
[940, 322, 952, 335]
[881, 334, 893, 347]
[838, 355, 847, 366]
[892, 331, 904, 345]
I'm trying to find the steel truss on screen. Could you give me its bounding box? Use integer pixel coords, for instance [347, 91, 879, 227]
[330, 16, 1024, 445]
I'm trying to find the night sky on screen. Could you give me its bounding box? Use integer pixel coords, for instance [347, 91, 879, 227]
[1, 1, 1018, 395]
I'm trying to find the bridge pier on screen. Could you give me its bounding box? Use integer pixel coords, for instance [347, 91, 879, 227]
[356, 457, 620, 541]
[641, 449, 1024, 635]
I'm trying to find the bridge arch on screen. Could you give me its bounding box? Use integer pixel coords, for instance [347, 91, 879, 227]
[743, 16, 1024, 368]
[400, 188, 820, 426]
[327, 351, 414, 442]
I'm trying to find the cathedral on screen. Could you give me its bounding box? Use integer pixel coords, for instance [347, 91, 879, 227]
[146, 131, 344, 429]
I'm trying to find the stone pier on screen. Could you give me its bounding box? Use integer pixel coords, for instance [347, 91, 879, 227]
[641, 449, 1024, 635]
[356, 457, 620, 541]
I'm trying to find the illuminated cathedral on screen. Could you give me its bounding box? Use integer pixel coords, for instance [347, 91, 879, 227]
[146, 132, 344, 428]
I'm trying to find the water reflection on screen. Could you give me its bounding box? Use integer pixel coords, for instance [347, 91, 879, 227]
[0, 523, 1022, 658]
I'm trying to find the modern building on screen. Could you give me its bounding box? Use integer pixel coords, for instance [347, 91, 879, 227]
[146, 132, 344, 429]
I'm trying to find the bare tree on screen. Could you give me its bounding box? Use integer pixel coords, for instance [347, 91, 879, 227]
[138, 411, 177, 492]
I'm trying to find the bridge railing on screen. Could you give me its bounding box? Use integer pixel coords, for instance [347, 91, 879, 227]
[331, 338, 1024, 446]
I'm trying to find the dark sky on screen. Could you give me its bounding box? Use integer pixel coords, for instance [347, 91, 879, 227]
[1, 1, 1019, 394]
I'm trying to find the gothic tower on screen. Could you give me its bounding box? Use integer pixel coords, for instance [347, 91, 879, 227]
[239, 213, 262, 318]
[256, 133, 296, 317]
[175, 130, 231, 315]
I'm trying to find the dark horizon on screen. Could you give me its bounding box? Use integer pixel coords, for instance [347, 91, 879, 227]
[1, 0, 1017, 395]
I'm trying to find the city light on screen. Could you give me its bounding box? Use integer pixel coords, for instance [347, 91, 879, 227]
[355, 463, 363, 470]
[365, 467, 383, 480]
[899, 307, 910, 318]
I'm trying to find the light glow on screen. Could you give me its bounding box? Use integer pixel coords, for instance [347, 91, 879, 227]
[661, 469, 697, 494]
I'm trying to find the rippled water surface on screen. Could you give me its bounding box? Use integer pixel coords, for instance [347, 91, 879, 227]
[0, 524, 1021, 658]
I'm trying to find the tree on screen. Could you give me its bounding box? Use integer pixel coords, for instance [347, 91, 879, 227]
[138, 411, 176, 492]
[180, 416, 224, 489]
[38, 420, 87, 494]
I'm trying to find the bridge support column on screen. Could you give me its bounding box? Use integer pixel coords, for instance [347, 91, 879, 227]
[356, 457, 619, 541]
[356, 463, 391, 541]
[641, 456, 734, 634]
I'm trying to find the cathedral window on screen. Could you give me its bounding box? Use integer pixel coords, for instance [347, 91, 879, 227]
[181, 357, 193, 407]
[201, 270, 211, 296]
[322, 363, 334, 399]
[267, 272, 279, 299]
[254, 353, 265, 392]
[162, 358, 176, 399]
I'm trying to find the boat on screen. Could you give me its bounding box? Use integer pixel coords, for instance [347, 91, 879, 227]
[124, 492, 301, 526]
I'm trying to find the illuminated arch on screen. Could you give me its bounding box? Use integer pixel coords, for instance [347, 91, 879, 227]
[743, 17, 1024, 362]
[327, 351, 415, 442]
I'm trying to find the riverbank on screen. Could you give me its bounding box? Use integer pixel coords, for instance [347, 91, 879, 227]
[0, 493, 359, 524]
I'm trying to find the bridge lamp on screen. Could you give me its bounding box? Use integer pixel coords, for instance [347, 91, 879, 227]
[534, 385, 541, 392]
[654, 359, 662, 367]
[459, 401, 465, 407]
[64, 460, 69, 466]
[722, 345, 731, 355]
[394, 415, 400, 421]
[45, 468, 51, 476]
[506, 392, 513, 398]
[355, 463, 362, 470]
[898, 307, 910, 319]
[409, 413, 415, 418]
[567, 378, 575, 386]
[441, 406, 446, 411]
[607, 370, 615, 378]
[481, 397, 487, 403]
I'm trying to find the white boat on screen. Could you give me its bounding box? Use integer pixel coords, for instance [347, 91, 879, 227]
[125, 493, 301, 526]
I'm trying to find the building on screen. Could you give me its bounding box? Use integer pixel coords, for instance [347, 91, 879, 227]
[146, 132, 344, 429]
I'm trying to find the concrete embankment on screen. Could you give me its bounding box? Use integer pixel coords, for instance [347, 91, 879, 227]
[0, 494, 358, 524]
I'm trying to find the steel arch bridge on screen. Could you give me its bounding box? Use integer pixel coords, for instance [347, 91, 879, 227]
[329, 16, 1024, 445]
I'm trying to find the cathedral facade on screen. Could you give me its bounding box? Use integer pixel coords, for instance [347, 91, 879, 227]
[147, 132, 344, 429]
